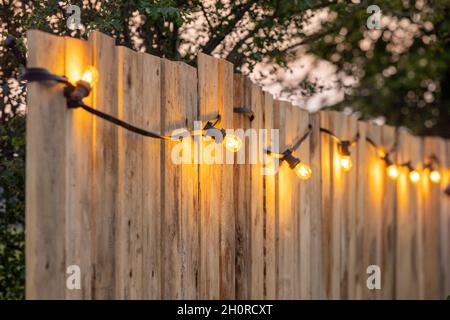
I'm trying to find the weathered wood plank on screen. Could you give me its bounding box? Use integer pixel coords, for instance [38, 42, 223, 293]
[141, 53, 162, 300]
[218, 59, 235, 299]
[309, 112, 322, 299]
[396, 129, 423, 299]
[275, 101, 297, 299]
[421, 137, 445, 299]
[26, 30, 67, 300]
[296, 107, 311, 299]
[233, 74, 252, 299]
[116, 46, 144, 299]
[262, 92, 276, 299]
[90, 30, 118, 300]
[380, 125, 397, 300]
[363, 123, 383, 300]
[198, 52, 220, 299]
[250, 84, 264, 299]
[64, 36, 93, 300]
[319, 111, 340, 299]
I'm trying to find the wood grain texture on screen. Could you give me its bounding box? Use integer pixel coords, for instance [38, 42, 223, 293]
[90, 31, 118, 300]
[275, 101, 297, 299]
[233, 74, 252, 299]
[319, 111, 340, 299]
[218, 59, 235, 299]
[161, 59, 199, 299]
[421, 137, 445, 299]
[250, 84, 264, 299]
[296, 108, 311, 300]
[141, 53, 162, 300]
[26, 30, 67, 299]
[198, 52, 221, 299]
[309, 112, 322, 299]
[64, 36, 94, 300]
[262, 92, 276, 299]
[116, 46, 144, 299]
[363, 123, 383, 300]
[380, 125, 397, 300]
[396, 129, 423, 299]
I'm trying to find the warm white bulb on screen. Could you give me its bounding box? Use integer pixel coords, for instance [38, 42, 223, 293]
[409, 170, 420, 183]
[429, 170, 441, 184]
[340, 155, 352, 171]
[294, 162, 312, 180]
[81, 66, 99, 87]
[387, 164, 399, 180]
[223, 134, 242, 153]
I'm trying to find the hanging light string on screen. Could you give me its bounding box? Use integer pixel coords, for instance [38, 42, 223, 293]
[233, 107, 255, 121]
[19, 66, 449, 190]
[265, 124, 313, 180]
[424, 154, 442, 183]
[20, 67, 245, 152]
[365, 136, 402, 179]
[320, 127, 359, 171]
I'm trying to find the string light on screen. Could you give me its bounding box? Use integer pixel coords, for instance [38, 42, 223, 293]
[387, 164, 400, 179]
[266, 125, 313, 180]
[20, 66, 244, 152]
[320, 128, 359, 172]
[400, 162, 421, 184]
[18, 66, 450, 193]
[424, 155, 441, 184]
[366, 136, 399, 180]
[429, 170, 441, 184]
[81, 66, 99, 87]
[202, 115, 243, 153]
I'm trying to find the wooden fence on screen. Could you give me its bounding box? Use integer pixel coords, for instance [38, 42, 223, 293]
[26, 30, 450, 299]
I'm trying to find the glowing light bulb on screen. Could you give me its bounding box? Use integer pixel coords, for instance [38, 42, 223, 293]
[409, 170, 420, 183]
[340, 155, 352, 171]
[387, 164, 399, 180]
[294, 162, 312, 180]
[223, 134, 242, 153]
[429, 170, 441, 184]
[81, 66, 99, 87]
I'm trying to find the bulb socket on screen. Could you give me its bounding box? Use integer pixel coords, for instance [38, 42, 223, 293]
[338, 141, 351, 156]
[282, 150, 301, 169]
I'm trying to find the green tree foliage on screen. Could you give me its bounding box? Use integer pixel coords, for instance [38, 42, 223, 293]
[305, 0, 450, 137]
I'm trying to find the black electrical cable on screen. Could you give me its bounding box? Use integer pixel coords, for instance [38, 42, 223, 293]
[19, 67, 228, 141]
[77, 102, 172, 140]
[233, 107, 255, 121]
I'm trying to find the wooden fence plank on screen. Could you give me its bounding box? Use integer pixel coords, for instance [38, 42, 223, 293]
[161, 59, 181, 299]
[319, 111, 340, 299]
[198, 52, 220, 299]
[443, 142, 450, 297]
[297, 108, 311, 299]
[355, 120, 367, 300]
[64, 36, 93, 300]
[275, 101, 297, 299]
[90, 31, 118, 300]
[363, 123, 383, 300]
[141, 53, 162, 299]
[396, 129, 423, 299]
[233, 74, 252, 299]
[250, 84, 264, 299]
[116, 46, 144, 299]
[218, 59, 235, 299]
[380, 125, 397, 300]
[309, 112, 322, 299]
[263, 92, 276, 299]
[26, 30, 67, 299]
[421, 137, 445, 299]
